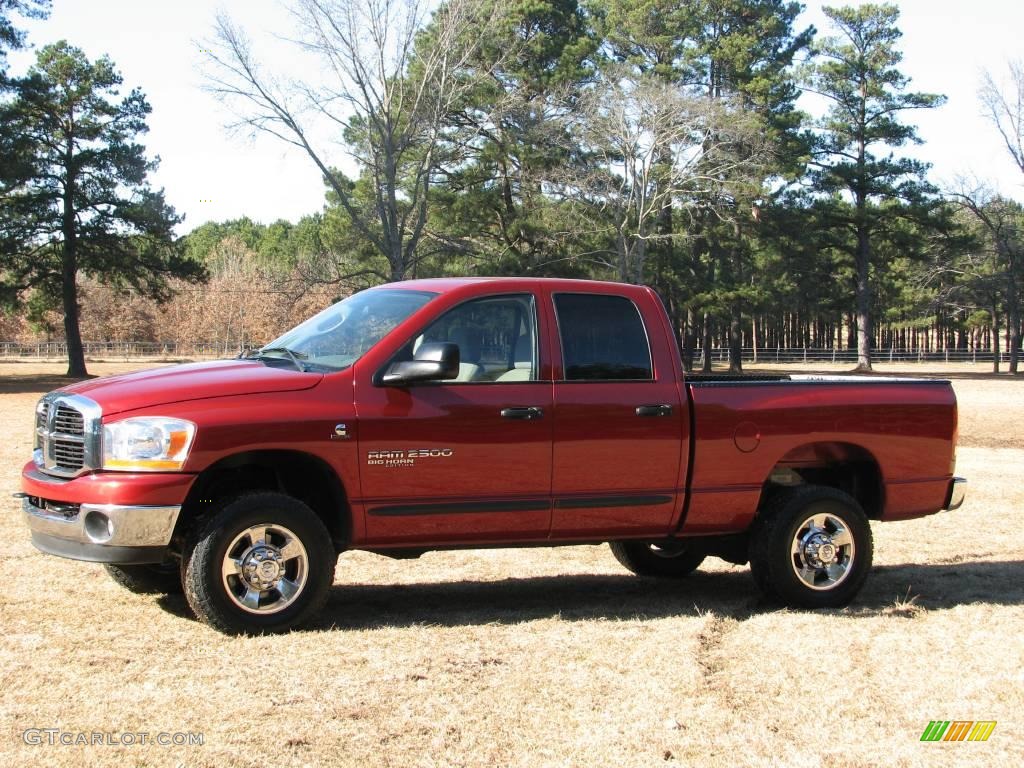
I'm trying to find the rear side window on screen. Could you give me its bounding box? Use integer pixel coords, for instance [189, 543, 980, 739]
[554, 293, 653, 380]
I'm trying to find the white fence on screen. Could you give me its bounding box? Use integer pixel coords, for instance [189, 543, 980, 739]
[0, 341, 1016, 364]
[0, 341, 243, 359]
[702, 347, 1016, 364]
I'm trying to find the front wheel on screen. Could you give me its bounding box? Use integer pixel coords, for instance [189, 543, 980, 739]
[749, 486, 873, 608]
[609, 540, 706, 578]
[182, 492, 337, 634]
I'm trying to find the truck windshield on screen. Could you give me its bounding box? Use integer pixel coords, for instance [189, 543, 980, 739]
[260, 288, 436, 372]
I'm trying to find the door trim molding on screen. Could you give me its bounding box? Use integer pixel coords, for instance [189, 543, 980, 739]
[368, 494, 674, 517]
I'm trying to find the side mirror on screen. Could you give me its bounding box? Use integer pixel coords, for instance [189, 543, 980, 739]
[381, 342, 460, 385]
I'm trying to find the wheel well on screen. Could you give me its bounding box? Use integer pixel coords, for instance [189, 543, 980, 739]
[760, 442, 884, 519]
[175, 450, 350, 554]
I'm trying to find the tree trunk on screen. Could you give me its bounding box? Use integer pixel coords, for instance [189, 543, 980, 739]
[752, 315, 759, 363]
[728, 303, 743, 373]
[616, 230, 630, 283]
[727, 222, 743, 373]
[702, 314, 713, 373]
[1007, 270, 1020, 374]
[61, 252, 86, 377]
[682, 233, 708, 372]
[992, 304, 1001, 374]
[854, 224, 872, 371]
[682, 308, 698, 372]
[62, 168, 87, 377]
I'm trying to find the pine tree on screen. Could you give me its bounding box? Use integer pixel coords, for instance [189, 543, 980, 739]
[597, 0, 812, 372]
[0, 0, 49, 78]
[0, 41, 204, 376]
[431, 0, 597, 275]
[806, 4, 945, 371]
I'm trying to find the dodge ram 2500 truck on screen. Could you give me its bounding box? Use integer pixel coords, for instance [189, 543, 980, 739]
[19, 278, 966, 634]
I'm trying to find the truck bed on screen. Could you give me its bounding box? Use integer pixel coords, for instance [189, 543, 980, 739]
[681, 375, 957, 533]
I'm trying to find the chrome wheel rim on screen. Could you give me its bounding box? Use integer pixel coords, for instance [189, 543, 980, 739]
[222, 524, 308, 614]
[790, 512, 856, 591]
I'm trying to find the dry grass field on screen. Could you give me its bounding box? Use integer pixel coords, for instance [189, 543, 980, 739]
[0, 360, 1020, 768]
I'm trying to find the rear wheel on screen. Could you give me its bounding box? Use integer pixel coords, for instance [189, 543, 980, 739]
[609, 540, 706, 578]
[104, 562, 183, 595]
[182, 492, 336, 634]
[749, 485, 873, 608]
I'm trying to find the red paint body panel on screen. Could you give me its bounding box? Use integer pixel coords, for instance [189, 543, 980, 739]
[549, 381, 683, 537]
[354, 381, 554, 544]
[543, 283, 688, 538]
[682, 379, 956, 532]
[22, 462, 195, 506]
[21, 277, 961, 551]
[62, 359, 322, 415]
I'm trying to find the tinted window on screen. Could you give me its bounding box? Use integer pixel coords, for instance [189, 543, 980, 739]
[554, 294, 652, 380]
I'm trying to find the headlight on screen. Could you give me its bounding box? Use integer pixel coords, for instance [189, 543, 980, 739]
[102, 417, 196, 471]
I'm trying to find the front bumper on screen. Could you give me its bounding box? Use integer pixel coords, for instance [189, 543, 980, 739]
[22, 496, 180, 564]
[19, 461, 194, 564]
[943, 477, 967, 511]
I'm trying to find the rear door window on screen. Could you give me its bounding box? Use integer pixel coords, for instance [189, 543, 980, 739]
[553, 294, 653, 380]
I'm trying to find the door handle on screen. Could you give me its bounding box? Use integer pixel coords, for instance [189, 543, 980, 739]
[636, 404, 673, 417]
[501, 406, 544, 420]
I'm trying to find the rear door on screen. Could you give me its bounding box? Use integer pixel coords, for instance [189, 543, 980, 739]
[356, 292, 554, 545]
[549, 289, 686, 538]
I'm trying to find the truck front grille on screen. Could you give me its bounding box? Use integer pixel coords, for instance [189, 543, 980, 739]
[34, 394, 101, 477]
[53, 439, 86, 471]
[54, 405, 84, 434]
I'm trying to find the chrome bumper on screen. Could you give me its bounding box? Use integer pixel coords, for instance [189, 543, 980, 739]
[943, 477, 967, 511]
[22, 497, 180, 564]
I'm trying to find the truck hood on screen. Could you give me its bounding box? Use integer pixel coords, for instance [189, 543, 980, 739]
[62, 360, 324, 416]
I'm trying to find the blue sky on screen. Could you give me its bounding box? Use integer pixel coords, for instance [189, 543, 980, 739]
[10, 0, 1024, 234]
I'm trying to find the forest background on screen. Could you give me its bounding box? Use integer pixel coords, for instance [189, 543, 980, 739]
[1, 0, 1023, 376]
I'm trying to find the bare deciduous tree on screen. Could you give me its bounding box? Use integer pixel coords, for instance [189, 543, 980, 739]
[551, 68, 768, 285]
[204, 0, 503, 282]
[980, 59, 1024, 176]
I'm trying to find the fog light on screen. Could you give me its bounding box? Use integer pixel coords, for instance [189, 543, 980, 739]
[84, 510, 114, 543]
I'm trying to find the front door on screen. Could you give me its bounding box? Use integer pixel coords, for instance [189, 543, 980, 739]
[356, 293, 553, 545]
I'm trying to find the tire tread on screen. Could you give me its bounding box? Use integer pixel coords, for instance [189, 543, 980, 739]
[182, 491, 335, 634]
[609, 540, 705, 579]
[749, 485, 873, 608]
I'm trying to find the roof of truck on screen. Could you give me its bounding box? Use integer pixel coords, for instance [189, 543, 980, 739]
[381, 276, 648, 294]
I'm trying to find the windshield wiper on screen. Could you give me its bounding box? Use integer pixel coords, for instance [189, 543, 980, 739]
[248, 346, 308, 373]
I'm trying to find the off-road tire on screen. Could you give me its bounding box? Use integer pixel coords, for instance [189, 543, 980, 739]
[749, 485, 873, 608]
[182, 492, 336, 635]
[609, 540, 706, 578]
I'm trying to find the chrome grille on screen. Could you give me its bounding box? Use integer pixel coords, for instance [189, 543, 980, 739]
[54, 405, 84, 435]
[54, 440, 85, 470]
[33, 394, 101, 477]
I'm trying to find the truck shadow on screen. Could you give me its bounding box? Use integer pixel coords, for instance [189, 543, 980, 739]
[156, 558, 1024, 630]
[324, 557, 1024, 629]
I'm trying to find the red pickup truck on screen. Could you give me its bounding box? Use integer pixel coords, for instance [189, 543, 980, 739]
[20, 278, 965, 633]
